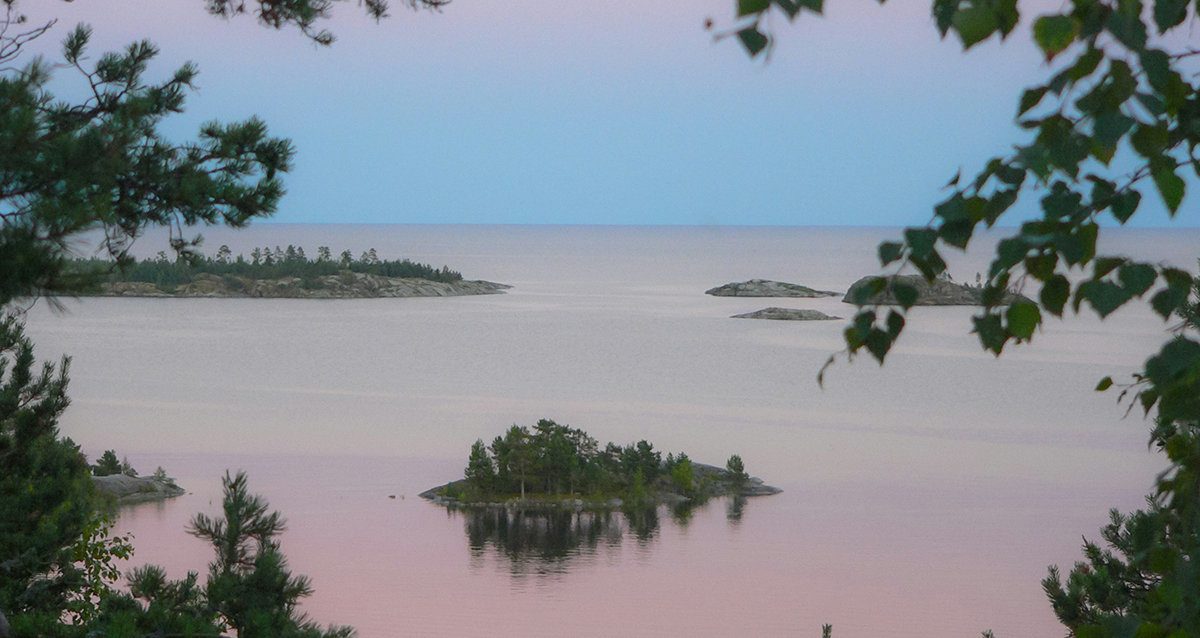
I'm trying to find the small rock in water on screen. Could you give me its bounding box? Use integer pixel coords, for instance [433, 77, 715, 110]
[731, 307, 841, 321]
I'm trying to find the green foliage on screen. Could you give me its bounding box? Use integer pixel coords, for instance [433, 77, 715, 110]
[188, 471, 353, 638]
[0, 19, 294, 307]
[722, 2, 1200, 635]
[726, 454, 749, 492]
[725, 0, 1200, 422]
[66, 512, 134, 624]
[1034, 285, 1200, 637]
[91, 451, 136, 477]
[151, 466, 175, 487]
[627, 468, 648, 508]
[620, 439, 663, 486]
[81, 472, 353, 638]
[466, 420, 713, 502]
[669, 453, 696, 497]
[0, 314, 92, 630]
[203, 0, 451, 46]
[1042, 419, 1200, 636]
[0, 0, 431, 634]
[91, 450, 122, 477]
[69, 245, 464, 291]
[492, 424, 534, 499]
[464, 439, 496, 496]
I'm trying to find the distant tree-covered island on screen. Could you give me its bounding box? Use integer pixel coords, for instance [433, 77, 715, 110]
[66, 245, 509, 298]
[420, 419, 782, 509]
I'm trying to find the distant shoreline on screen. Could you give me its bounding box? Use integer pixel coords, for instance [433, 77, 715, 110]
[77, 273, 510, 299]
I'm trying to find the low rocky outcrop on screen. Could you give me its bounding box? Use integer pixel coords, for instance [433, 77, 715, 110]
[94, 272, 510, 299]
[732, 307, 841, 321]
[706, 279, 839, 298]
[842, 274, 1031, 306]
[93, 474, 185, 505]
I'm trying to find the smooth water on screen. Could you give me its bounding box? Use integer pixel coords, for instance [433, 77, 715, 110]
[21, 224, 1200, 637]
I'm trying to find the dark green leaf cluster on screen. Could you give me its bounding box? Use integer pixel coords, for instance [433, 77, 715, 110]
[1, 22, 294, 306]
[0, 313, 352, 637]
[0, 314, 92, 632]
[1043, 412, 1200, 637]
[89, 450, 136, 477]
[721, 0, 825, 58]
[204, 0, 452, 46]
[725, 454, 749, 489]
[724, 1, 1200, 635]
[69, 244, 463, 291]
[463, 419, 675, 501]
[729, 0, 1200, 422]
[75, 472, 354, 638]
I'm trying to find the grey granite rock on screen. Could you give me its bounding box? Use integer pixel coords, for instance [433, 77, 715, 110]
[706, 279, 839, 298]
[93, 474, 185, 505]
[732, 307, 841, 321]
[843, 274, 1032, 306]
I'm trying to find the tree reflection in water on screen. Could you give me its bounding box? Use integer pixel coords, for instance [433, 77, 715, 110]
[455, 505, 665, 576]
[726, 496, 746, 525]
[453, 498, 749, 577]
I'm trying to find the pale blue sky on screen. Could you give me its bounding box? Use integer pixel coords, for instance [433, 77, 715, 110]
[23, 0, 1196, 226]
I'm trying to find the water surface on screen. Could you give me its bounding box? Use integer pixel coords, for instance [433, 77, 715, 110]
[23, 224, 1200, 637]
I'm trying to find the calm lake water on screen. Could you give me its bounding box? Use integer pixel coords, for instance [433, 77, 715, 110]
[22, 224, 1200, 637]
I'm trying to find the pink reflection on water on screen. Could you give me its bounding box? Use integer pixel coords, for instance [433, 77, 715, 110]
[111, 452, 1113, 638]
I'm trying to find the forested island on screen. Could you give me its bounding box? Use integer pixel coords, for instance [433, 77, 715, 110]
[421, 419, 781, 508]
[68, 245, 509, 298]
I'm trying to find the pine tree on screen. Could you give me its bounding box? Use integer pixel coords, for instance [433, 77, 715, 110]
[499, 426, 532, 499]
[0, 314, 92, 629]
[91, 450, 122, 477]
[464, 439, 495, 496]
[670, 453, 695, 497]
[188, 472, 353, 638]
[726, 454, 749, 493]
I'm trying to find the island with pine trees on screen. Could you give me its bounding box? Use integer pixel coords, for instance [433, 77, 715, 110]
[68, 245, 509, 298]
[420, 419, 782, 509]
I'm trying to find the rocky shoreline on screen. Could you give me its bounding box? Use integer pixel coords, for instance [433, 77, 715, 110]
[89, 272, 510, 299]
[92, 474, 185, 505]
